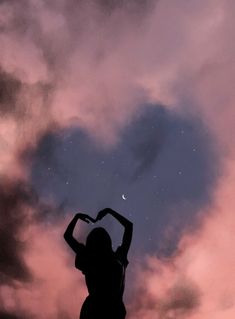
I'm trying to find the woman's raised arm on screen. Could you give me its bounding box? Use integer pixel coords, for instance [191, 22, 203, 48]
[64, 213, 93, 253]
[97, 208, 133, 256]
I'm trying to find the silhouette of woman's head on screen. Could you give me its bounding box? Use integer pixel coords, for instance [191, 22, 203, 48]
[86, 227, 112, 255]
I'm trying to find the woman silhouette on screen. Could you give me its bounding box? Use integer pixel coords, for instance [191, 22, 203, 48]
[64, 208, 133, 319]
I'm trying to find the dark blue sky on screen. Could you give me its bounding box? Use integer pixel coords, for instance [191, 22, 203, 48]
[30, 104, 218, 257]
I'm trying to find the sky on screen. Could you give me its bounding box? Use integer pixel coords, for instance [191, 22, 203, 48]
[0, 0, 235, 318]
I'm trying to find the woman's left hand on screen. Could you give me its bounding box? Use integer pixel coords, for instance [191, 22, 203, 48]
[96, 208, 110, 221]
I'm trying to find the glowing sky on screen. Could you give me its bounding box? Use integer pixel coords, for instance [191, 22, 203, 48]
[0, 1, 235, 318]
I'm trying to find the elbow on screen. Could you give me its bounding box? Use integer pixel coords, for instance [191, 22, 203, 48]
[127, 221, 133, 230]
[63, 231, 70, 242]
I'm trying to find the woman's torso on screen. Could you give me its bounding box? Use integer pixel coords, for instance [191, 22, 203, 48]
[84, 253, 125, 300]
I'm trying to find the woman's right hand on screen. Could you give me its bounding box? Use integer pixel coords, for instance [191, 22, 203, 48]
[76, 213, 96, 224]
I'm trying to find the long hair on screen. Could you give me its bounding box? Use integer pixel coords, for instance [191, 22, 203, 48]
[86, 227, 113, 257]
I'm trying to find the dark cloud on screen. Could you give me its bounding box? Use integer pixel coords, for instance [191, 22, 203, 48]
[0, 0, 14, 4]
[0, 311, 26, 319]
[0, 0, 153, 75]
[0, 68, 51, 126]
[0, 70, 21, 115]
[0, 176, 79, 318]
[92, 0, 153, 12]
[160, 281, 200, 317]
[0, 179, 36, 284]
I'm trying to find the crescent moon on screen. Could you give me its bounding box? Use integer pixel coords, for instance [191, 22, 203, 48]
[122, 194, 127, 200]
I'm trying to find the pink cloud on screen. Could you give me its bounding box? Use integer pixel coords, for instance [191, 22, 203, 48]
[0, 1, 235, 318]
[129, 161, 235, 319]
[0, 214, 87, 318]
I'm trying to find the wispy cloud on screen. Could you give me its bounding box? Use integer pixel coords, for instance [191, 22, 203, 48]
[0, 0, 235, 318]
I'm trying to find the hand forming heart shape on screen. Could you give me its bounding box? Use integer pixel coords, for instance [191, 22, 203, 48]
[77, 213, 96, 224]
[77, 209, 110, 224]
